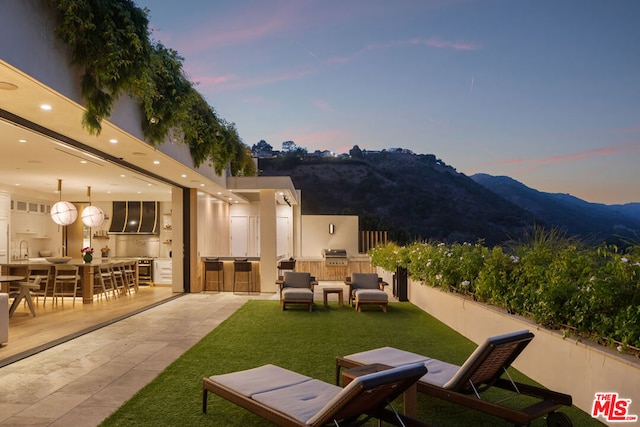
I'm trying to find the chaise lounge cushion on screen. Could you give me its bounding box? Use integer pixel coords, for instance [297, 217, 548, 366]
[345, 346, 460, 388]
[208, 364, 311, 397]
[254, 378, 343, 424]
[205, 362, 428, 425]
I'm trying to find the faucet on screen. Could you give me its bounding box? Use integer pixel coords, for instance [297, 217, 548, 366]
[19, 240, 29, 260]
[59, 245, 66, 256]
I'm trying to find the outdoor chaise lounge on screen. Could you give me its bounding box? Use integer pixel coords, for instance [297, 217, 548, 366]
[336, 330, 574, 427]
[345, 273, 389, 312]
[277, 272, 317, 312]
[203, 363, 431, 426]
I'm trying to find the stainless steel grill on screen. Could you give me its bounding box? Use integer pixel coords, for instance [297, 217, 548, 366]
[322, 249, 348, 267]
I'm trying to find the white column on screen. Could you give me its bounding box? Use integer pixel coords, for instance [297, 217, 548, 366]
[259, 189, 277, 292]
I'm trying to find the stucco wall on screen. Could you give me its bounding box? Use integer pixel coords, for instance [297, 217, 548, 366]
[395, 272, 640, 425]
[301, 215, 359, 258]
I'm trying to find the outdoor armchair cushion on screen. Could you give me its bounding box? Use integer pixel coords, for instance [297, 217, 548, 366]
[284, 272, 313, 288]
[346, 273, 388, 312]
[351, 273, 381, 289]
[279, 272, 316, 311]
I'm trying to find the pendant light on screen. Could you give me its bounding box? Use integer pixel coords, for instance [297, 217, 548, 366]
[81, 186, 105, 227]
[50, 179, 78, 225]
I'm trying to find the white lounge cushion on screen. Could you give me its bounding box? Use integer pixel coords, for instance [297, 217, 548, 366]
[253, 378, 342, 424]
[208, 364, 311, 397]
[344, 346, 459, 388]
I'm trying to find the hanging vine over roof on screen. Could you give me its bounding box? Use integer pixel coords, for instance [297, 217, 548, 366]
[51, 0, 254, 176]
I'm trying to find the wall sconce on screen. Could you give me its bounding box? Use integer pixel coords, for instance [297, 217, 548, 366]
[81, 186, 105, 227]
[329, 223, 335, 234]
[50, 179, 78, 225]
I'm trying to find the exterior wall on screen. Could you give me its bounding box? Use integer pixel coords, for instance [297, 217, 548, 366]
[300, 215, 359, 258]
[197, 195, 230, 258]
[1, 1, 82, 105]
[396, 272, 640, 425]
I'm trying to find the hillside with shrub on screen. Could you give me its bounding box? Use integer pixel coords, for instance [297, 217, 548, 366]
[259, 151, 640, 245]
[259, 152, 533, 245]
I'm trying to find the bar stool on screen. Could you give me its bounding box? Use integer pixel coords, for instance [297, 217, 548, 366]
[111, 262, 129, 295]
[52, 264, 80, 306]
[233, 259, 254, 294]
[98, 264, 119, 299]
[203, 258, 224, 292]
[123, 260, 138, 293]
[277, 258, 296, 277]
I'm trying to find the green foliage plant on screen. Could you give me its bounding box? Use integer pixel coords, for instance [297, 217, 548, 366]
[51, 0, 255, 176]
[369, 228, 640, 354]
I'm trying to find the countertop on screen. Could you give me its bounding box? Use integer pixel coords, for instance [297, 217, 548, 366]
[1, 258, 138, 267]
[201, 257, 260, 262]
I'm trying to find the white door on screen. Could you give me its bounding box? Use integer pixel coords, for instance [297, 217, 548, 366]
[276, 216, 290, 258]
[230, 216, 248, 257]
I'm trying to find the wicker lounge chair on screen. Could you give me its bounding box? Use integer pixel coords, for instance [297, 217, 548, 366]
[336, 330, 573, 426]
[345, 273, 388, 312]
[277, 272, 317, 312]
[203, 363, 431, 426]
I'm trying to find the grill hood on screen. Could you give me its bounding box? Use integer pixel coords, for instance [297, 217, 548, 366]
[108, 201, 159, 234]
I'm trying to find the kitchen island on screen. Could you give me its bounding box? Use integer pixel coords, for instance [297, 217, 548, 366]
[0, 259, 138, 304]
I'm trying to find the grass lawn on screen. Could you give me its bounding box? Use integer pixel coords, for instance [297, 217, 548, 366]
[100, 300, 602, 426]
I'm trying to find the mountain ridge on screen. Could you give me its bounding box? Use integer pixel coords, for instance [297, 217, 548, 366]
[258, 152, 640, 245]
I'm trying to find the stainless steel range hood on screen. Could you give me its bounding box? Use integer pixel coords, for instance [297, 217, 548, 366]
[109, 201, 159, 234]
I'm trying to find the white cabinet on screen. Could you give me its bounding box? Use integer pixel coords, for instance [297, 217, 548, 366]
[11, 199, 55, 238]
[153, 258, 172, 285]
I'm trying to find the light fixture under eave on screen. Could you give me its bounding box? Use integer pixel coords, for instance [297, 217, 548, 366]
[81, 186, 105, 227]
[50, 179, 77, 225]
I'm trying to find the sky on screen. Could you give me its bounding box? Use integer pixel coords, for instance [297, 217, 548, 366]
[134, 0, 640, 205]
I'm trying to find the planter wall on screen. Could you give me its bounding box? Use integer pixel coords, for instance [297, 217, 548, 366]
[377, 268, 640, 425]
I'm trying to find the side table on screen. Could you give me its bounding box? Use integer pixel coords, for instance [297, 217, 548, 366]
[323, 287, 344, 307]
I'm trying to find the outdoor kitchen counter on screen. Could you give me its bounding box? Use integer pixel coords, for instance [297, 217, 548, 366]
[294, 256, 374, 281]
[200, 258, 261, 293]
[0, 259, 139, 304]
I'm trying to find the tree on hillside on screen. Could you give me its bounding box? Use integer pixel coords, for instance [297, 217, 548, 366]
[281, 140, 307, 156]
[349, 145, 363, 159]
[252, 140, 273, 156]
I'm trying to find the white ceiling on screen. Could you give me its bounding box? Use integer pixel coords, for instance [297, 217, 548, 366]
[0, 60, 247, 204]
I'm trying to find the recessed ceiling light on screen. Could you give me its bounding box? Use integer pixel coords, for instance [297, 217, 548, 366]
[217, 192, 222, 195]
[19, 139, 27, 143]
[137, 191, 142, 194]
[200, 183, 205, 187]
[15, 183, 20, 186]
[40, 104, 52, 110]
[109, 139, 118, 144]
[153, 160, 160, 165]
[80, 160, 88, 164]
[181, 174, 187, 178]
[120, 174, 126, 178]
